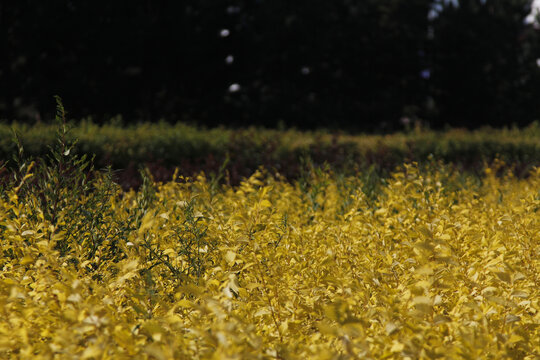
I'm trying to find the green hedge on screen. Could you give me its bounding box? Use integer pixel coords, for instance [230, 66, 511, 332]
[1, 120, 539, 188]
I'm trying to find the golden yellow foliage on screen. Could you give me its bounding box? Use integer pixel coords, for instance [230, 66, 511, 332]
[0, 164, 539, 359]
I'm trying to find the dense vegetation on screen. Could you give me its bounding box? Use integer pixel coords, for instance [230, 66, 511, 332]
[0, 101, 539, 358]
[2, 0, 540, 130]
[1, 123, 539, 358]
[1, 120, 539, 189]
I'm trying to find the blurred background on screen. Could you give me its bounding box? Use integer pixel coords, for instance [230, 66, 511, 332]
[1, 0, 540, 131]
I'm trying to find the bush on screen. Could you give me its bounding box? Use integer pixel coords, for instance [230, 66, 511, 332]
[0, 109, 539, 357]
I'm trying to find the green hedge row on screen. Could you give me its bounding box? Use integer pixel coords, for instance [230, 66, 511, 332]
[1, 120, 539, 188]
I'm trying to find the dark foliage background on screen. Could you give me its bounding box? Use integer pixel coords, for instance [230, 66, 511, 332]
[1, 0, 539, 131]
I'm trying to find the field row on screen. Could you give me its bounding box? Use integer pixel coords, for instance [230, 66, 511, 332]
[1, 121, 539, 188]
[1, 157, 539, 358]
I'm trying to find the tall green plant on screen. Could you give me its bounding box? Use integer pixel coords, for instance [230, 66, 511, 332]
[8, 97, 126, 267]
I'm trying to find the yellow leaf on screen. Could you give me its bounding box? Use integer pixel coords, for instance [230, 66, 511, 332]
[224, 250, 237, 265]
[417, 226, 432, 238]
[177, 299, 193, 308]
[439, 234, 451, 241]
[228, 275, 240, 293]
[81, 345, 102, 359]
[510, 290, 528, 298]
[505, 314, 520, 323]
[207, 279, 221, 287]
[163, 248, 176, 257]
[20, 256, 34, 265]
[481, 287, 498, 296]
[139, 211, 155, 233]
[433, 314, 451, 325]
[254, 308, 271, 317]
[246, 282, 262, 290]
[2, 279, 17, 286]
[390, 340, 404, 353]
[385, 322, 399, 335]
[413, 296, 431, 305]
[67, 293, 82, 303]
[494, 271, 511, 283]
[260, 199, 272, 208]
[144, 344, 166, 360]
[279, 320, 289, 334]
[507, 334, 524, 344]
[317, 321, 338, 336]
[414, 266, 434, 276]
[120, 259, 139, 272]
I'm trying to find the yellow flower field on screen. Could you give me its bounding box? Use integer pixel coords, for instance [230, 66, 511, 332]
[1, 162, 539, 359]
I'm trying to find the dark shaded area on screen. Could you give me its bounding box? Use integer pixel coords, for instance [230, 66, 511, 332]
[1, 0, 539, 131]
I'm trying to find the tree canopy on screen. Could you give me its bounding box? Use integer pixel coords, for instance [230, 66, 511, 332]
[1, 0, 539, 130]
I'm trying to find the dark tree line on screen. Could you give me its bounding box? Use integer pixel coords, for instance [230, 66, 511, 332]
[1, 0, 539, 130]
